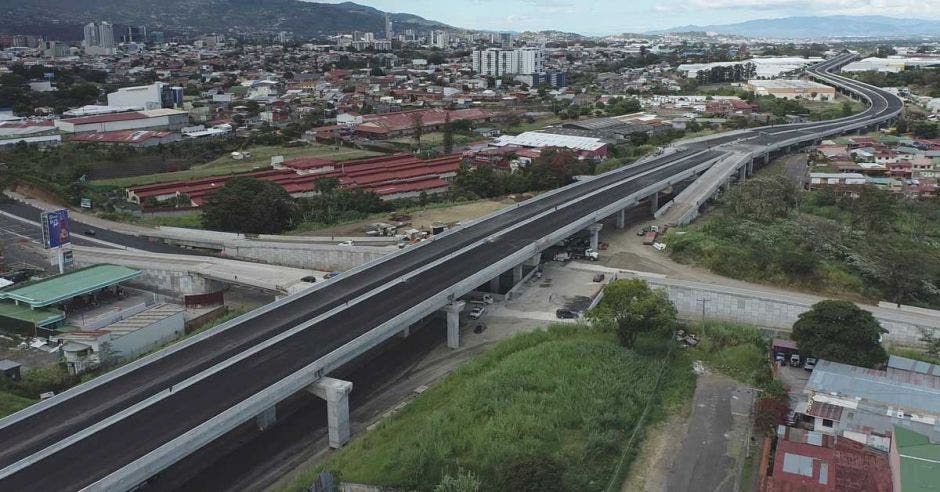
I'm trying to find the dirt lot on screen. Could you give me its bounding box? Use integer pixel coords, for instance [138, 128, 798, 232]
[298, 198, 513, 237]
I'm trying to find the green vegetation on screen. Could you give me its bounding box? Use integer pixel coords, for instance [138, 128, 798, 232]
[666, 174, 940, 308]
[293, 324, 695, 492]
[689, 322, 771, 388]
[0, 390, 35, 418]
[793, 300, 888, 368]
[0, 64, 107, 115]
[453, 148, 590, 199]
[92, 144, 379, 188]
[845, 68, 940, 97]
[201, 177, 295, 234]
[587, 278, 677, 348]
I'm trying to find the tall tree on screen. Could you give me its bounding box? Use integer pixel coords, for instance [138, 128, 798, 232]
[201, 177, 295, 234]
[587, 279, 677, 348]
[792, 300, 888, 368]
[442, 112, 454, 154]
[411, 112, 424, 144]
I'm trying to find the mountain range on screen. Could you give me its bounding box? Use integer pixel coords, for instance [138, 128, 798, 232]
[0, 0, 451, 41]
[650, 15, 940, 39]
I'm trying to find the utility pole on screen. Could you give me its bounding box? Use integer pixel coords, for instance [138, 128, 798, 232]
[697, 297, 709, 322]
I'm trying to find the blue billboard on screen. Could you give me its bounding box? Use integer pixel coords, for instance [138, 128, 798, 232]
[41, 209, 70, 249]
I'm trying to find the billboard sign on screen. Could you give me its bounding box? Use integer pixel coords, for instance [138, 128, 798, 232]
[40, 209, 71, 249]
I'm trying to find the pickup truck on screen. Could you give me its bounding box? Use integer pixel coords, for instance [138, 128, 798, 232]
[642, 231, 658, 246]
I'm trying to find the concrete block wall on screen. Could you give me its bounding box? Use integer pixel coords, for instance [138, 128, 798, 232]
[627, 275, 939, 346]
[71, 254, 215, 299]
[224, 243, 390, 272]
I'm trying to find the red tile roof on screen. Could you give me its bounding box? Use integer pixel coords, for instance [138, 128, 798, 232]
[130, 153, 466, 204]
[354, 108, 493, 134]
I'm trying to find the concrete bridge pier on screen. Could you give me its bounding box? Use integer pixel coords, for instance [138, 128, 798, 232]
[746, 159, 754, 176]
[615, 208, 626, 229]
[443, 301, 465, 349]
[512, 264, 524, 285]
[255, 405, 277, 431]
[399, 325, 411, 338]
[649, 191, 660, 214]
[738, 164, 747, 183]
[526, 254, 541, 267]
[308, 378, 353, 448]
[588, 223, 603, 250]
[489, 275, 501, 293]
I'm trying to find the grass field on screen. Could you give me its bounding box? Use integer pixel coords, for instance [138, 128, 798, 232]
[91, 144, 381, 188]
[389, 131, 481, 147]
[288, 325, 695, 492]
[0, 391, 35, 418]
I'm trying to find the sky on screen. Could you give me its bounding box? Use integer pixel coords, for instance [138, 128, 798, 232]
[317, 0, 940, 35]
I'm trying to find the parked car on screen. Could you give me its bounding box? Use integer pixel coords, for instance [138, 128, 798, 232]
[804, 357, 818, 371]
[790, 354, 802, 367]
[468, 305, 486, 320]
[84, 229, 96, 236]
[473, 323, 487, 334]
[592, 273, 606, 283]
[324, 272, 341, 279]
[556, 309, 578, 319]
[337, 240, 355, 246]
[300, 276, 317, 283]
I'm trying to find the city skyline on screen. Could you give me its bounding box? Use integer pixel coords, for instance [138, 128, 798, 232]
[318, 0, 940, 35]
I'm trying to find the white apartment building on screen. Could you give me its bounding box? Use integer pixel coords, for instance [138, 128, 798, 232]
[471, 47, 544, 77]
[83, 21, 114, 56]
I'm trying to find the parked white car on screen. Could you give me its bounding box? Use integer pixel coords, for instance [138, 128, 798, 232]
[468, 305, 486, 320]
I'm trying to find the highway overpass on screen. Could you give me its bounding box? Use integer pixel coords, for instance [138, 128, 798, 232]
[0, 53, 903, 491]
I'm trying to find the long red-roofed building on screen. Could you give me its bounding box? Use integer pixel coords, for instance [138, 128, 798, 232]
[127, 152, 465, 206]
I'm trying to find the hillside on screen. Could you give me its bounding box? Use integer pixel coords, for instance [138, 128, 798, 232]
[0, 0, 452, 41]
[651, 15, 940, 38]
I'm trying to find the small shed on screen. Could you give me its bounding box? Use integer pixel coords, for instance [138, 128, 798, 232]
[772, 338, 799, 356]
[0, 359, 22, 381]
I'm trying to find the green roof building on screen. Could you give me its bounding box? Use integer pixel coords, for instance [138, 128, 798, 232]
[891, 426, 940, 492]
[0, 265, 141, 336]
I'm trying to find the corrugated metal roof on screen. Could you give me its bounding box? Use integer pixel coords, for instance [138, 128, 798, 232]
[782, 453, 815, 477]
[807, 360, 940, 415]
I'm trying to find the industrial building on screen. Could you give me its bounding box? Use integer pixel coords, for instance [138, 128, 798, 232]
[127, 153, 466, 205]
[68, 130, 182, 147]
[746, 79, 836, 101]
[491, 131, 609, 159]
[54, 109, 189, 134]
[106, 82, 183, 110]
[54, 304, 185, 374]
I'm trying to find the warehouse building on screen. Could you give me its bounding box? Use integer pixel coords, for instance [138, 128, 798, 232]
[54, 109, 189, 134]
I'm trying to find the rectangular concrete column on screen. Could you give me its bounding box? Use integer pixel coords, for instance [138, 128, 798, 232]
[588, 223, 603, 251]
[399, 325, 410, 338]
[747, 159, 754, 176]
[444, 301, 465, 349]
[512, 264, 524, 285]
[308, 377, 353, 448]
[489, 276, 500, 293]
[256, 405, 276, 431]
[615, 209, 626, 230]
[738, 165, 747, 183]
[649, 191, 659, 214]
[526, 254, 541, 267]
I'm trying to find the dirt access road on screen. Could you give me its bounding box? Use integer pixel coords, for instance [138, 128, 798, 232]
[625, 371, 755, 492]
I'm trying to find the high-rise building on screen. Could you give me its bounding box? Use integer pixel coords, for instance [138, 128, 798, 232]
[385, 13, 393, 41]
[363, 32, 375, 43]
[83, 21, 114, 55]
[471, 47, 543, 77]
[125, 25, 147, 43]
[432, 30, 448, 49]
[500, 32, 513, 49]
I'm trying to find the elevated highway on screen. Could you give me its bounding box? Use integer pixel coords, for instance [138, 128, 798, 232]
[0, 53, 903, 491]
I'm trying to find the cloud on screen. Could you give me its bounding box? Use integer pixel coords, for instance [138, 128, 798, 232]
[687, 0, 940, 16]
